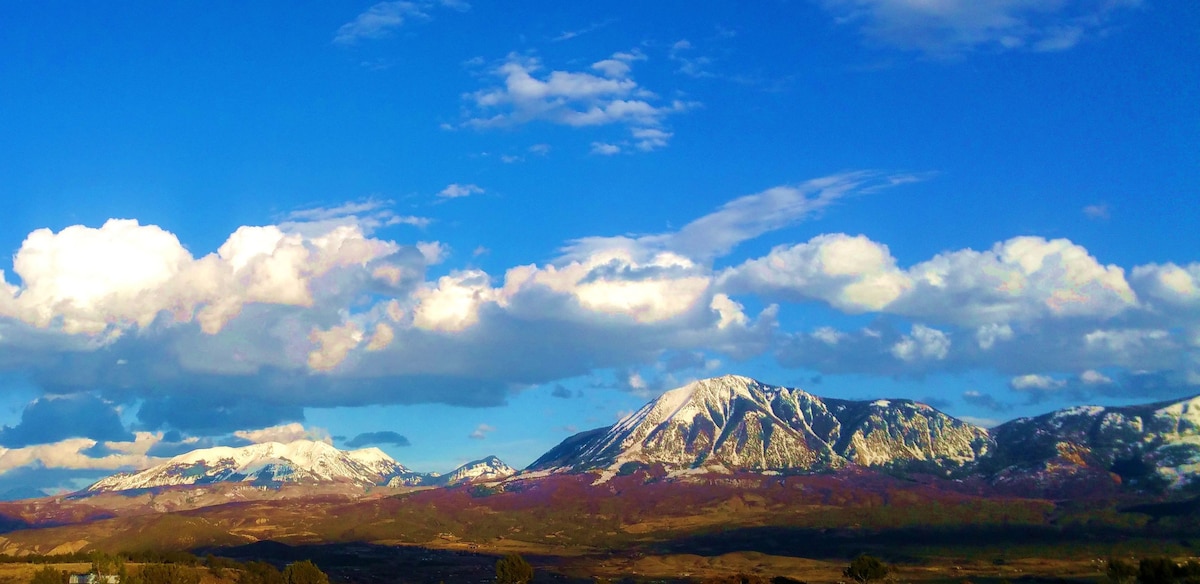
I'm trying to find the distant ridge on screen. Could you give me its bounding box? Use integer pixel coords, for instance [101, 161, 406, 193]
[86, 439, 515, 493]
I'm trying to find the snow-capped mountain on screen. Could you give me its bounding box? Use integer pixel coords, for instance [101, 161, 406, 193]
[88, 440, 411, 492]
[383, 456, 515, 487]
[529, 375, 990, 474]
[987, 394, 1200, 490]
[438, 456, 516, 485]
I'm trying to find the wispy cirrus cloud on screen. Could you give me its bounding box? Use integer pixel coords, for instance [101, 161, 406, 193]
[822, 0, 1141, 55]
[333, 0, 469, 45]
[334, 2, 428, 44]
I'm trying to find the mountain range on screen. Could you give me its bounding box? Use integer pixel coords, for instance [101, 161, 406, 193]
[86, 440, 517, 494]
[75, 374, 1200, 497]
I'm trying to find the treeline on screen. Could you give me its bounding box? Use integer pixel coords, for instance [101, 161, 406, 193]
[0, 551, 205, 565]
[22, 551, 329, 584]
[1108, 557, 1200, 584]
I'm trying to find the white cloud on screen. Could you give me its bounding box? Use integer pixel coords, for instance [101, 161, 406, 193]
[722, 233, 910, 312]
[279, 199, 427, 235]
[1009, 373, 1065, 391]
[462, 52, 693, 150]
[468, 423, 494, 440]
[234, 423, 332, 445]
[0, 433, 162, 473]
[334, 1, 427, 44]
[632, 128, 673, 151]
[975, 323, 1014, 349]
[366, 322, 395, 351]
[1080, 369, 1113, 385]
[502, 250, 710, 325]
[591, 142, 621, 155]
[412, 270, 497, 332]
[6, 219, 194, 334]
[821, 0, 1141, 55]
[1, 175, 1194, 445]
[437, 183, 484, 199]
[890, 324, 950, 361]
[725, 234, 1139, 327]
[1131, 263, 1200, 309]
[307, 322, 364, 371]
[416, 241, 449, 265]
[2, 215, 406, 338]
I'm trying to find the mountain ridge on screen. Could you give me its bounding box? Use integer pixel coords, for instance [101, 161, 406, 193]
[529, 374, 1200, 491]
[86, 440, 514, 493]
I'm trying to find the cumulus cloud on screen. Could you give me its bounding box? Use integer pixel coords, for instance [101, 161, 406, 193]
[233, 423, 332, 445]
[890, 324, 950, 362]
[468, 423, 494, 440]
[0, 432, 162, 474]
[724, 233, 1139, 327]
[308, 322, 365, 371]
[0, 217, 403, 336]
[344, 431, 411, 448]
[1, 175, 1196, 451]
[821, 0, 1141, 55]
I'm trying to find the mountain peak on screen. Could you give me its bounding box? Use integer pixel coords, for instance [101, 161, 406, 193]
[88, 439, 408, 493]
[530, 375, 987, 474]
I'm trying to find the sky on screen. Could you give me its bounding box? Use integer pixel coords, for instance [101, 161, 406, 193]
[0, 1, 1197, 496]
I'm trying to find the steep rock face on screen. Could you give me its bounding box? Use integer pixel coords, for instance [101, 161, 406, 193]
[528, 375, 990, 473]
[88, 441, 410, 492]
[829, 399, 989, 466]
[988, 395, 1200, 489]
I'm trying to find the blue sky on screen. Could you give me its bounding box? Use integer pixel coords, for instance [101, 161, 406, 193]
[0, 0, 1197, 494]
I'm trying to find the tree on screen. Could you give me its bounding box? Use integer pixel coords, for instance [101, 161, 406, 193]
[30, 566, 64, 584]
[239, 562, 284, 584]
[843, 555, 890, 584]
[282, 561, 328, 584]
[1138, 558, 1177, 584]
[495, 553, 533, 584]
[1109, 558, 1138, 584]
[129, 564, 200, 584]
[90, 552, 124, 580]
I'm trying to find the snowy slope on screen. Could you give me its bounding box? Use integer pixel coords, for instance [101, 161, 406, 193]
[529, 375, 989, 474]
[88, 440, 410, 492]
[988, 394, 1200, 490]
[437, 456, 517, 485]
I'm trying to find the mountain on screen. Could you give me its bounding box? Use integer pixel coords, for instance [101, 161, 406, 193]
[986, 394, 1200, 491]
[88, 440, 411, 492]
[438, 456, 517, 485]
[528, 375, 990, 475]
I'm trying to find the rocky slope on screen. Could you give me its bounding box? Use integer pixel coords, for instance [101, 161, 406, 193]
[986, 395, 1200, 490]
[529, 375, 990, 474]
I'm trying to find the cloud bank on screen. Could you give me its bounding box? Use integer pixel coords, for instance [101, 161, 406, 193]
[0, 172, 1197, 480]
